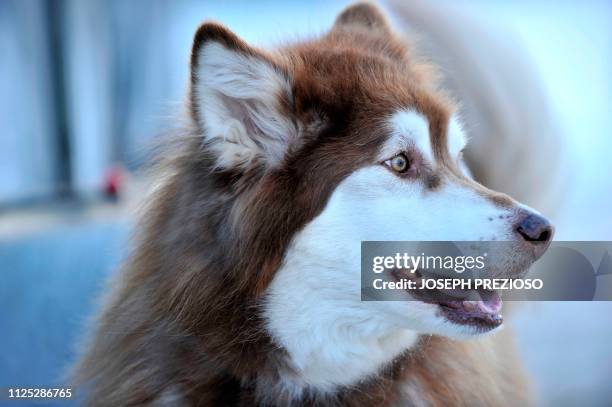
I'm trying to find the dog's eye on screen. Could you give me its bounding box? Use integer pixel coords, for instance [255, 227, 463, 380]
[385, 153, 410, 173]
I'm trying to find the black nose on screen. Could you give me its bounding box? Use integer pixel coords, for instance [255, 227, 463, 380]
[515, 212, 554, 257]
[516, 213, 553, 242]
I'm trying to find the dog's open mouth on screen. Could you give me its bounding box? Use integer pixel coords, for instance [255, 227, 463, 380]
[436, 289, 503, 329]
[390, 268, 504, 330]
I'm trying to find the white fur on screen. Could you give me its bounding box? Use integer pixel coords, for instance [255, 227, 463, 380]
[383, 110, 467, 162]
[383, 110, 432, 161]
[265, 109, 515, 394]
[448, 114, 468, 159]
[194, 42, 296, 168]
[265, 231, 419, 393]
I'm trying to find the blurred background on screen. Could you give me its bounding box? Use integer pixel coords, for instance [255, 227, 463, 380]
[1, 1, 611, 406]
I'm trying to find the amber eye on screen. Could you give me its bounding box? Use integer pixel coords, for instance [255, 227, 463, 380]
[386, 153, 410, 173]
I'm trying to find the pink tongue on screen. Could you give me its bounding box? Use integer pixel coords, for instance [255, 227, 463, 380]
[477, 291, 502, 314]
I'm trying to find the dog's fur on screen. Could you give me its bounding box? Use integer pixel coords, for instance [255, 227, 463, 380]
[74, 4, 540, 405]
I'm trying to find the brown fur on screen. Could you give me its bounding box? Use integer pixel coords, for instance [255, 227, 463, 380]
[73, 3, 531, 405]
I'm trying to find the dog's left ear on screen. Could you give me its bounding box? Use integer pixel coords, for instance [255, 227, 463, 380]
[332, 2, 392, 35]
[189, 23, 296, 170]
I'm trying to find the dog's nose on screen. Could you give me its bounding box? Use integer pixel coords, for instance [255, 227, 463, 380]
[514, 212, 554, 258]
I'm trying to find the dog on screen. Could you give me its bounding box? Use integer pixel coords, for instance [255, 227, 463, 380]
[74, 3, 554, 405]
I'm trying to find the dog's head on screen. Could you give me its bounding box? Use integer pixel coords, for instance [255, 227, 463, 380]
[187, 2, 553, 390]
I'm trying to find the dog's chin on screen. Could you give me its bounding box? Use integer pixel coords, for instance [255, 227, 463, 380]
[435, 308, 505, 339]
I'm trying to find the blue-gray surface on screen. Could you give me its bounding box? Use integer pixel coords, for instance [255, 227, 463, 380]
[0, 220, 129, 406]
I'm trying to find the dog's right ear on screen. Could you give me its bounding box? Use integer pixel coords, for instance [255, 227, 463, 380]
[189, 23, 296, 170]
[332, 2, 392, 35]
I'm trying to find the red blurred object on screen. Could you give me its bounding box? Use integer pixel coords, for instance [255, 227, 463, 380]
[103, 166, 125, 198]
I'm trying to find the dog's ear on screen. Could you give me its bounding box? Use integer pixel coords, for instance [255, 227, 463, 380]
[332, 2, 392, 35]
[189, 23, 296, 170]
